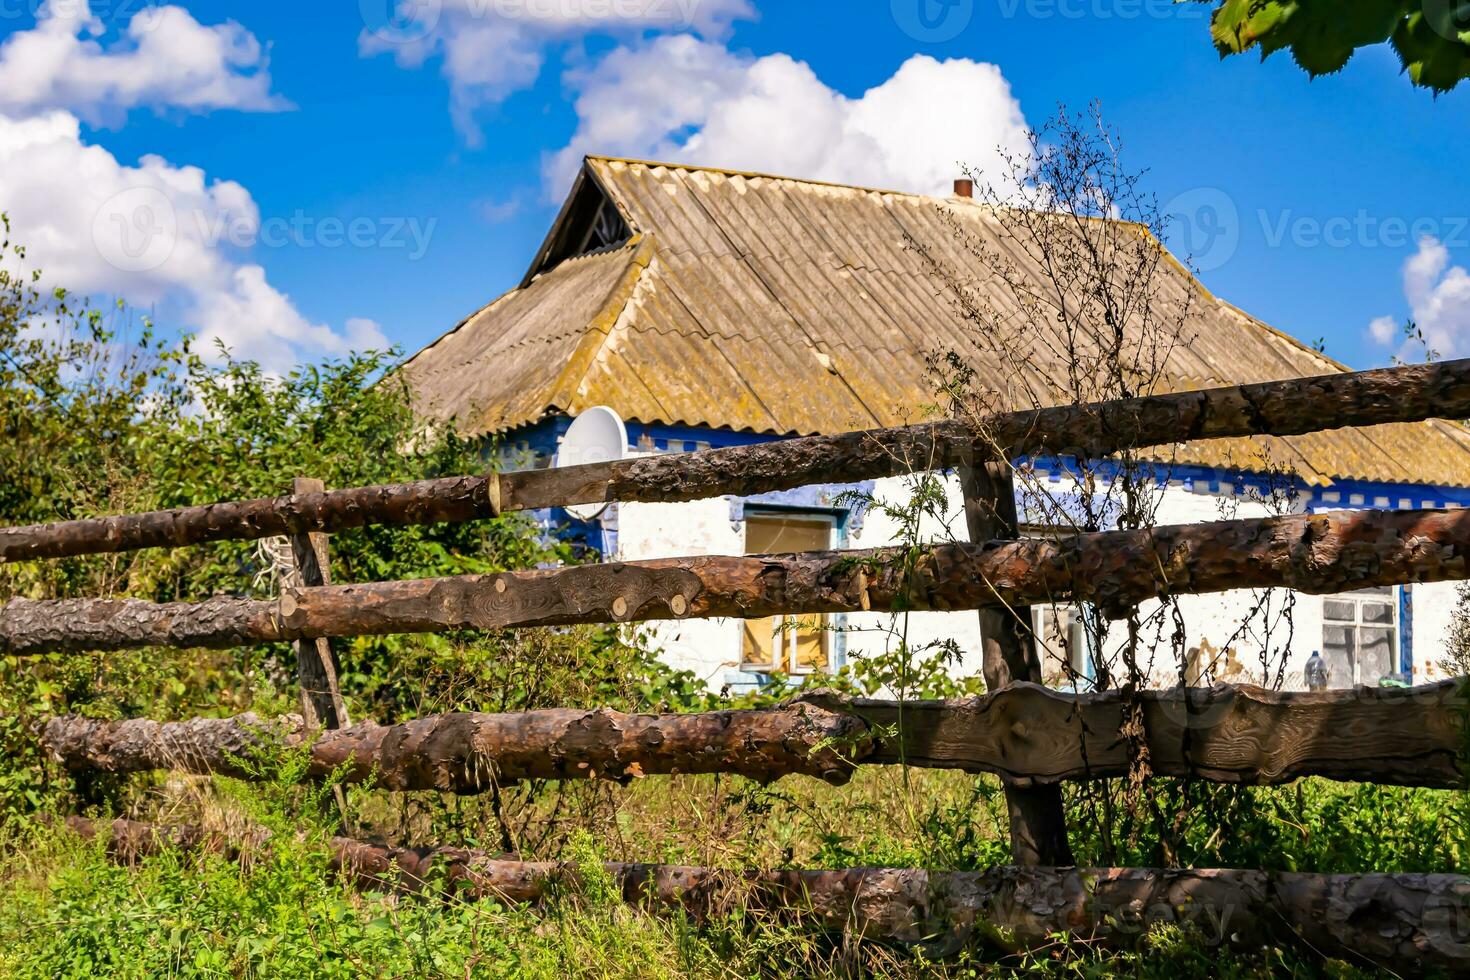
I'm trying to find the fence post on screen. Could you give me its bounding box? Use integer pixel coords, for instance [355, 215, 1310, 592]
[288, 477, 349, 730]
[956, 447, 1075, 867]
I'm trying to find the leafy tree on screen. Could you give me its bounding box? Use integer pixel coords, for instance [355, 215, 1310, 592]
[1197, 0, 1470, 91]
[0, 221, 705, 821]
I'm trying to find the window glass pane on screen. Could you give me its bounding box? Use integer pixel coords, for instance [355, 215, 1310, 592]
[1035, 606, 1093, 686]
[1360, 601, 1394, 625]
[744, 516, 830, 670]
[1358, 627, 1395, 684]
[1035, 607, 1072, 683]
[742, 617, 778, 669]
[1323, 600, 1358, 622]
[1067, 616, 1089, 678]
[792, 614, 827, 672]
[746, 516, 830, 554]
[1322, 625, 1354, 688]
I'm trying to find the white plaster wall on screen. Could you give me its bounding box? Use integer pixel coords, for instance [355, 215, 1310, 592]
[612, 464, 1459, 693]
[841, 473, 985, 682]
[612, 494, 745, 689]
[1412, 580, 1459, 682]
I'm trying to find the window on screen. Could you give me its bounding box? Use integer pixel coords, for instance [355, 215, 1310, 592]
[1033, 604, 1090, 687]
[741, 514, 831, 673]
[1322, 587, 1397, 687]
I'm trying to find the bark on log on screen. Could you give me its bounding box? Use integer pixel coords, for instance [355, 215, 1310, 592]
[7, 507, 1470, 654]
[42, 702, 868, 789]
[62, 817, 1470, 975]
[6, 359, 1470, 563]
[0, 475, 500, 564]
[41, 681, 1467, 790]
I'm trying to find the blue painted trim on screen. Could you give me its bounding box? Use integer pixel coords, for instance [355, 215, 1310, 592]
[729, 482, 875, 536]
[833, 520, 851, 672]
[1024, 455, 1308, 505]
[1400, 586, 1414, 679]
[1025, 454, 1470, 512]
[508, 417, 1470, 511]
[625, 420, 780, 453]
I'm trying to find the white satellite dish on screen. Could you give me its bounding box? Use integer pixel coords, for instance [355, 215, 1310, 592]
[555, 406, 628, 521]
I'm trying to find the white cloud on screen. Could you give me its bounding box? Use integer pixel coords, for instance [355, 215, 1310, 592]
[1368, 314, 1398, 346]
[0, 111, 384, 373]
[0, 4, 383, 373]
[191, 267, 389, 365]
[359, 0, 752, 143]
[1368, 237, 1470, 360]
[0, 0, 286, 123]
[545, 39, 1030, 198]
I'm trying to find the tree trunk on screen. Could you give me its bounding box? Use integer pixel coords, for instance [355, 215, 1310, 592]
[7, 507, 1470, 655]
[43, 681, 1465, 790]
[4, 358, 1470, 563]
[63, 817, 1470, 975]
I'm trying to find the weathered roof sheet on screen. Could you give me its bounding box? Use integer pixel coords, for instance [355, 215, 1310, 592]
[401, 157, 1470, 489]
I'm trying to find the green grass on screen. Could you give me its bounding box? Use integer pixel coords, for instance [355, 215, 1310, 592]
[0, 769, 1455, 978]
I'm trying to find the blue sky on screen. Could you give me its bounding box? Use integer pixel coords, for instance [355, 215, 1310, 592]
[1, 0, 1467, 372]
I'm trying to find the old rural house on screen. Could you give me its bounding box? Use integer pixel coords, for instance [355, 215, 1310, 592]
[402, 156, 1470, 694]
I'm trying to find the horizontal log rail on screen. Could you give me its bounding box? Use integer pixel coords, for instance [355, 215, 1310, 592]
[65, 817, 1470, 972]
[6, 507, 1470, 655]
[42, 702, 869, 789]
[4, 359, 1470, 564]
[42, 681, 1467, 790]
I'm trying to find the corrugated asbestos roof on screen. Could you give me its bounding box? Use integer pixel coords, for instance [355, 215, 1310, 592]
[401, 157, 1470, 489]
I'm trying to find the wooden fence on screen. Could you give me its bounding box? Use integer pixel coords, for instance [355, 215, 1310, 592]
[10, 358, 1470, 972]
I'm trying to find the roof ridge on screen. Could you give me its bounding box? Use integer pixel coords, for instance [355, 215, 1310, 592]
[588, 153, 1159, 227]
[586, 154, 957, 203]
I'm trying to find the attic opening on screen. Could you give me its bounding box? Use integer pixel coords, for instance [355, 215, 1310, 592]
[582, 197, 631, 255]
[521, 166, 631, 286]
